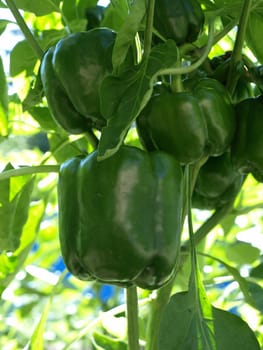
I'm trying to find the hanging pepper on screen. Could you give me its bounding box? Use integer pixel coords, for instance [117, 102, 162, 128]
[232, 95, 263, 182]
[154, 0, 204, 44]
[58, 146, 183, 290]
[40, 28, 116, 134]
[137, 78, 236, 164]
[192, 152, 244, 210]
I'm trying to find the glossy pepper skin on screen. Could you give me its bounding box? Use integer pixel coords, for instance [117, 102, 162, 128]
[58, 146, 183, 290]
[40, 28, 115, 134]
[192, 152, 244, 210]
[137, 78, 236, 164]
[154, 0, 204, 44]
[210, 54, 253, 104]
[232, 96, 263, 182]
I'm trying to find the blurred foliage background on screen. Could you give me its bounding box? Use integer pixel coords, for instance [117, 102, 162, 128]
[0, 0, 262, 349]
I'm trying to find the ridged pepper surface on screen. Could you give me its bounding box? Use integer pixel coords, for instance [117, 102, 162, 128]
[58, 146, 183, 290]
[232, 95, 263, 182]
[192, 152, 244, 210]
[137, 78, 236, 164]
[154, 0, 204, 44]
[40, 28, 115, 134]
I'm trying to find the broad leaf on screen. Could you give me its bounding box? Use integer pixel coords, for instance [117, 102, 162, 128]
[0, 164, 34, 251]
[13, 0, 60, 16]
[10, 40, 38, 77]
[158, 291, 260, 350]
[98, 40, 178, 160]
[112, 0, 146, 70]
[101, 0, 129, 32]
[246, 11, 263, 63]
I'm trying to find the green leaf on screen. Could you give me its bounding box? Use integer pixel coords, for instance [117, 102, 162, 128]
[13, 0, 60, 15]
[9, 40, 38, 77]
[48, 134, 88, 163]
[0, 55, 8, 138]
[250, 262, 263, 278]
[28, 107, 59, 131]
[0, 164, 35, 251]
[246, 16, 263, 63]
[92, 332, 127, 350]
[247, 282, 263, 313]
[112, 0, 145, 70]
[201, 252, 256, 307]
[77, 0, 98, 18]
[212, 307, 260, 349]
[0, 200, 45, 294]
[101, 0, 129, 32]
[25, 298, 52, 350]
[0, 20, 11, 35]
[22, 71, 43, 112]
[158, 291, 260, 350]
[98, 40, 179, 160]
[225, 241, 260, 265]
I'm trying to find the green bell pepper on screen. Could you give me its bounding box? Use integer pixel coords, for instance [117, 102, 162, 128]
[137, 78, 236, 164]
[192, 152, 244, 210]
[210, 54, 253, 104]
[58, 146, 183, 290]
[40, 28, 115, 134]
[154, 0, 204, 44]
[232, 95, 263, 182]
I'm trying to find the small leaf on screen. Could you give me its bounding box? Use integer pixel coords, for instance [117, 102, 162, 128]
[0, 164, 35, 251]
[22, 71, 43, 112]
[24, 298, 52, 350]
[10, 40, 38, 77]
[225, 241, 260, 265]
[92, 332, 127, 350]
[98, 40, 179, 160]
[112, 0, 145, 70]
[101, 0, 129, 32]
[0, 200, 45, 295]
[28, 107, 59, 131]
[0, 20, 11, 35]
[0, 55, 8, 138]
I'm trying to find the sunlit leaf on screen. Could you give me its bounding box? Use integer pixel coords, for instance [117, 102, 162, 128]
[0, 164, 35, 251]
[98, 40, 179, 160]
[13, 0, 60, 15]
[9, 40, 38, 77]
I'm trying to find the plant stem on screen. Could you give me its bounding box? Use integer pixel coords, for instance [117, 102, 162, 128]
[160, 20, 214, 76]
[144, 0, 155, 57]
[145, 279, 174, 350]
[0, 165, 59, 180]
[226, 0, 252, 95]
[5, 0, 44, 59]
[126, 286, 140, 350]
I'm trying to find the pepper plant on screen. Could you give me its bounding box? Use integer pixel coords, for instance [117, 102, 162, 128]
[0, 0, 263, 349]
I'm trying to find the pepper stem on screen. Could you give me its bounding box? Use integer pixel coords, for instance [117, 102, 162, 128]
[126, 286, 140, 350]
[226, 0, 252, 95]
[144, 0, 155, 57]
